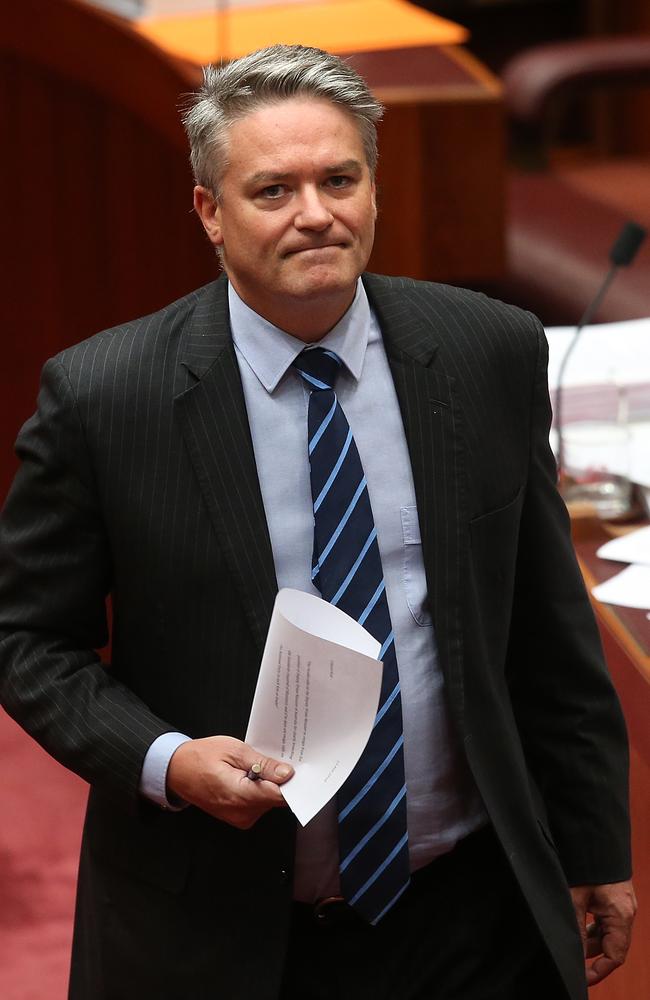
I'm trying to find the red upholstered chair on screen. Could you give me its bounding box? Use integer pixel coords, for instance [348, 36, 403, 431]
[497, 36, 650, 325]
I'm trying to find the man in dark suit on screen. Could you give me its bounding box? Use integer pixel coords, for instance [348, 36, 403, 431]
[0, 44, 635, 999]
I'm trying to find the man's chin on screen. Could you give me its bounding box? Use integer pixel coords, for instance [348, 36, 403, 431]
[283, 263, 361, 301]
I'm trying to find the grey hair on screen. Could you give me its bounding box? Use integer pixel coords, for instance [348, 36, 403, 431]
[181, 44, 384, 195]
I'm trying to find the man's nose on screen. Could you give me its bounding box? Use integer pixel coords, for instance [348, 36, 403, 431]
[294, 188, 334, 231]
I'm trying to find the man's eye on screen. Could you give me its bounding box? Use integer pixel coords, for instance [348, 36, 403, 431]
[327, 176, 351, 189]
[260, 185, 286, 199]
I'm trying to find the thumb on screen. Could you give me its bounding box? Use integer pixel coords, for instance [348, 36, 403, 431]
[243, 748, 294, 784]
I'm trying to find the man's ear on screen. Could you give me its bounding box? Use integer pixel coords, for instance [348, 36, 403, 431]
[370, 181, 377, 221]
[193, 186, 223, 247]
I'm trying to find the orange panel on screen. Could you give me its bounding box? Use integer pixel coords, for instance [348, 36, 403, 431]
[135, 0, 468, 64]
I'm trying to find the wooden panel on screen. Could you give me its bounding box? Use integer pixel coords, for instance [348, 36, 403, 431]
[371, 104, 425, 278]
[1, 0, 199, 149]
[362, 46, 505, 282]
[0, 6, 216, 501]
[371, 99, 505, 282]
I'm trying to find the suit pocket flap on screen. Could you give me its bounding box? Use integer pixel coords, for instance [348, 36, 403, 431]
[469, 485, 524, 527]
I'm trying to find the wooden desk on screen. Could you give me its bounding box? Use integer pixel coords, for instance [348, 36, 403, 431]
[573, 521, 649, 1000]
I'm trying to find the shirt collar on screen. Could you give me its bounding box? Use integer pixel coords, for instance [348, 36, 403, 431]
[228, 279, 371, 393]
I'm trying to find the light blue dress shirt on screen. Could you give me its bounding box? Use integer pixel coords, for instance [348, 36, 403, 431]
[141, 279, 485, 901]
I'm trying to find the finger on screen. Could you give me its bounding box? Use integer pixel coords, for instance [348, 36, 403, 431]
[237, 748, 294, 785]
[234, 779, 287, 817]
[585, 939, 603, 959]
[211, 759, 287, 825]
[235, 767, 287, 799]
[584, 921, 602, 959]
[601, 922, 633, 967]
[586, 955, 622, 986]
[585, 917, 633, 983]
[236, 774, 291, 809]
[213, 737, 293, 784]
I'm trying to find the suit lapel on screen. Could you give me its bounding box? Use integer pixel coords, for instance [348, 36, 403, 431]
[173, 276, 277, 657]
[363, 274, 468, 722]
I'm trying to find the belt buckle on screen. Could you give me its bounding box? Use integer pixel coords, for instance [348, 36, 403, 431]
[313, 895, 346, 926]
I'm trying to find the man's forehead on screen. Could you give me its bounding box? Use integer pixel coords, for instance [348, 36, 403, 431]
[220, 101, 368, 178]
[228, 96, 363, 144]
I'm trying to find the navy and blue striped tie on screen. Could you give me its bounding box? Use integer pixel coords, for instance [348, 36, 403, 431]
[293, 347, 410, 924]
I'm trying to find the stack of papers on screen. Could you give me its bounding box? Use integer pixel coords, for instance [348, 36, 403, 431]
[545, 319, 650, 489]
[592, 526, 650, 611]
[546, 318, 650, 395]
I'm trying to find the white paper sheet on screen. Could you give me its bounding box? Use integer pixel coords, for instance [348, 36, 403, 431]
[545, 319, 650, 488]
[591, 565, 650, 610]
[597, 525, 650, 567]
[245, 589, 382, 826]
[546, 318, 650, 389]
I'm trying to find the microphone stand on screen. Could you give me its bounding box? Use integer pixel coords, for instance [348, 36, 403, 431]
[555, 267, 618, 485]
[554, 221, 647, 490]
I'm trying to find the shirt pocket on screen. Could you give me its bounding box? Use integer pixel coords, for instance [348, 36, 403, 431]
[400, 505, 433, 627]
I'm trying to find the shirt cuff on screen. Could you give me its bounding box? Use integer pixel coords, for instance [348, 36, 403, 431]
[140, 731, 192, 811]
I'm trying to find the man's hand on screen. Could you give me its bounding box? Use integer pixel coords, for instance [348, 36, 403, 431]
[166, 735, 294, 829]
[570, 880, 637, 986]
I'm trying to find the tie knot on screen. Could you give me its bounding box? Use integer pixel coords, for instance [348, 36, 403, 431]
[293, 347, 342, 392]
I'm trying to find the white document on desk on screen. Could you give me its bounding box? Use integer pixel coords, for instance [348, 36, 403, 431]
[591, 564, 650, 610]
[597, 525, 650, 567]
[546, 318, 650, 389]
[245, 588, 382, 826]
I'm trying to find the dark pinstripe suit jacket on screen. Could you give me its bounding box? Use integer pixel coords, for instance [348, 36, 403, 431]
[0, 274, 630, 999]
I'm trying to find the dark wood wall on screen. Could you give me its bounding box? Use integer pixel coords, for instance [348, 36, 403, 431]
[1, 0, 215, 500]
[612, 0, 650, 154]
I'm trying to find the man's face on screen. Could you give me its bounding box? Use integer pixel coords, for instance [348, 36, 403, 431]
[194, 97, 377, 337]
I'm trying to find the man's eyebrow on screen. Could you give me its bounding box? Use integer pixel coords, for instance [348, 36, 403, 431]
[246, 160, 364, 186]
[247, 170, 292, 186]
[324, 159, 364, 175]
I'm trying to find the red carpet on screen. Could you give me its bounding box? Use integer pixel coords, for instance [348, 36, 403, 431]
[0, 710, 86, 1000]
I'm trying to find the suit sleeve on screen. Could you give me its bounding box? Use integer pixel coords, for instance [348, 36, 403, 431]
[506, 322, 631, 886]
[0, 358, 174, 807]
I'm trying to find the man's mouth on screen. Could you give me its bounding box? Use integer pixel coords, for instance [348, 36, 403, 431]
[285, 243, 345, 257]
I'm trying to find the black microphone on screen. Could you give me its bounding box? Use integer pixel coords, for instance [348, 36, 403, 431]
[610, 222, 647, 267]
[555, 221, 647, 485]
